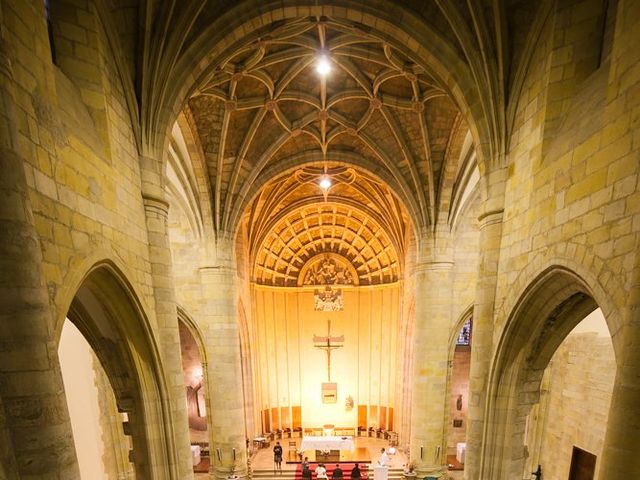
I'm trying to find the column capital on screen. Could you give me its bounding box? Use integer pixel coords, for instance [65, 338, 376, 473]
[141, 193, 169, 217]
[199, 264, 235, 276]
[413, 260, 454, 275]
[478, 208, 504, 229]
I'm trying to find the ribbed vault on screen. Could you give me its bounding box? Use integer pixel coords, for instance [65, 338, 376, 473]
[187, 15, 469, 235]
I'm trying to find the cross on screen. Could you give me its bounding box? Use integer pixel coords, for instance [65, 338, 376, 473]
[313, 319, 344, 381]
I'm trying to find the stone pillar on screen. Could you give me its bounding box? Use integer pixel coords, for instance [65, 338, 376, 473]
[598, 2, 640, 474]
[597, 266, 640, 478]
[199, 236, 248, 480]
[464, 169, 506, 480]
[141, 187, 194, 480]
[0, 11, 80, 479]
[409, 247, 453, 477]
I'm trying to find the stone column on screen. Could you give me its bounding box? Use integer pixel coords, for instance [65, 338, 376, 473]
[409, 246, 453, 477]
[597, 264, 640, 478]
[141, 185, 194, 480]
[464, 169, 506, 480]
[199, 236, 248, 480]
[0, 12, 80, 478]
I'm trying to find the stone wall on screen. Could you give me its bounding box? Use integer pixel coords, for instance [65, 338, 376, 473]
[534, 327, 615, 478]
[252, 284, 401, 429]
[0, 1, 192, 476]
[495, 0, 636, 339]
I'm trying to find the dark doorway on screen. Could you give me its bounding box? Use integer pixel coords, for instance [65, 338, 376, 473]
[568, 446, 596, 480]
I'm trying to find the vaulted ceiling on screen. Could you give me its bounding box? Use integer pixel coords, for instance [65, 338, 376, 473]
[154, 1, 554, 281]
[174, 15, 480, 284]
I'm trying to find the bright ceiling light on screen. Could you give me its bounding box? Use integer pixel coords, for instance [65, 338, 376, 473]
[316, 55, 331, 76]
[319, 176, 332, 190]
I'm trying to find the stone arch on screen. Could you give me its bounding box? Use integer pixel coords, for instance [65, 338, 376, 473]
[444, 304, 473, 461]
[54, 244, 154, 339]
[496, 243, 624, 352]
[177, 305, 209, 434]
[448, 304, 474, 352]
[482, 262, 621, 479]
[228, 150, 421, 239]
[177, 304, 207, 364]
[61, 261, 180, 479]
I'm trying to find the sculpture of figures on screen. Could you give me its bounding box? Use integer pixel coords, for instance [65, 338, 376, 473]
[302, 255, 355, 286]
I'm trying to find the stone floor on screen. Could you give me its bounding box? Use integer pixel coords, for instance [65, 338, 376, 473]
[194, 437, 408, 478]
[192, 436, 464, 479]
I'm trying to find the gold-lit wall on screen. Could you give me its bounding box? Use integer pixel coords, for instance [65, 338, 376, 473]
[252, 283, 402, 431]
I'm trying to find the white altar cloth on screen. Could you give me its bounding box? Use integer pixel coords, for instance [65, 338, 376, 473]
[300, 436, 355, 451]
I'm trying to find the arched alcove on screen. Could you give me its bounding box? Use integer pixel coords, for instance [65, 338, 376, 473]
[59, 319, 133, 479]
[524, 308, 615, 479]
[484, 267, 618, 480]
[446, 308, 474, 473]
[63, 263, 180, 479]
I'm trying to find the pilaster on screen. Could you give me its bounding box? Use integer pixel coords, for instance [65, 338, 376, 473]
[199, 236, 248, 480]
[141, 187, 193, 479]
[464, 183, 505, 480]
[598, 260, 640, 478]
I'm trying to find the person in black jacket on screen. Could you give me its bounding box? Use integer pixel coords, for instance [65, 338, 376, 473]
[332, 465, 343, 480]
[301, 465, 312, 479]
[273, 442, 283, 473]
[351, 463, 361, 479]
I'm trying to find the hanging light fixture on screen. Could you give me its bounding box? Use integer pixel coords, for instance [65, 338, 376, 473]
[319, 176, 332, 190]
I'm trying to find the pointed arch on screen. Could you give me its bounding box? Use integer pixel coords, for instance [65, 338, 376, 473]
[483, 264, 621, 479]
[60, 260, 181, 479]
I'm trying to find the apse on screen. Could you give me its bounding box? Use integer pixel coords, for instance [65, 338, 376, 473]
[239, 163, 411, 436]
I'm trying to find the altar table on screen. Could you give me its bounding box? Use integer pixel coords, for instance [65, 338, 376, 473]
[300, 435, 355, 451]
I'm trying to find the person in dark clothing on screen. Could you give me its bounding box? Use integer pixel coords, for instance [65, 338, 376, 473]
[332, 465, 343, 480]
[273, 441, 283, 473]
[351, 463, 362, 479]
[301, 465, 312, 479]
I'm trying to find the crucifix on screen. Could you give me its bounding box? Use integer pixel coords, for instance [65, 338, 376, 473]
[313, 319, 344, 381]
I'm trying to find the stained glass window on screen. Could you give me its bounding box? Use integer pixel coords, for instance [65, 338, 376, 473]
[456, 319, 472, 346]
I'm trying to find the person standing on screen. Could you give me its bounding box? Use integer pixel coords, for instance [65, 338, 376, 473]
[332, 464, 343, 480]
[378, 448, 388, 467]
[316, 463, 328, 480]
[273, 441, 283, 473]
[351, 463, 362, 479]
[302, 456, 310, 470]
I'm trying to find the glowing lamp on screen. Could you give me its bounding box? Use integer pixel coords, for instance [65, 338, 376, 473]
[316, 55, 331, 76]
[319, 176, 332, 190]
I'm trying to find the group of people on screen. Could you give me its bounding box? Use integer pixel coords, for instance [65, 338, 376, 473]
[301, 460, 363, 480]
[274, 442, 388, 477]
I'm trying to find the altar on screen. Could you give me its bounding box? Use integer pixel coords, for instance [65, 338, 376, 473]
[300, 436, 355, 452]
